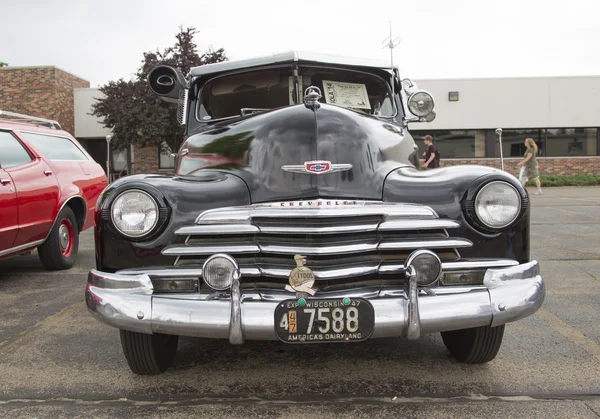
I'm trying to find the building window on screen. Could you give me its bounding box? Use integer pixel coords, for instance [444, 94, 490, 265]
[544, 128, 597, 157]
[412, 130, 485, 159]
[494, 129, 543, 158]
[159, 143, 175, 169]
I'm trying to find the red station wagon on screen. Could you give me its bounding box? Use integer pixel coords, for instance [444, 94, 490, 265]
[0, 111, 108, 270]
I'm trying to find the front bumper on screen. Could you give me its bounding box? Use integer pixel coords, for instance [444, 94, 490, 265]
[85, 261, 544, 343]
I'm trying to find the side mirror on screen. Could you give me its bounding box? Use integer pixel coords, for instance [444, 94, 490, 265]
[148, 65, 187, 103]
[148, 65, 189, 125]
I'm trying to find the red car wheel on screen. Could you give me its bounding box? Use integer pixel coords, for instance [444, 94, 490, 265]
[38, 206, 79, 270]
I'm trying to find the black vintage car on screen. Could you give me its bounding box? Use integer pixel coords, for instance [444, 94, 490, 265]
[86, 51, 545, 375]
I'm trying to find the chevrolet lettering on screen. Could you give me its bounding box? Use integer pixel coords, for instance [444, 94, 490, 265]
[85, 51, 545, 375]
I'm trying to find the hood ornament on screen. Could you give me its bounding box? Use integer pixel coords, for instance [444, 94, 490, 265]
[303, 86, 322, 109]
[282, 160, 352, 175]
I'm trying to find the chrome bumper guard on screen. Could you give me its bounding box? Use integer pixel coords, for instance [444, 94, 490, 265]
[85, 261, 545, 343]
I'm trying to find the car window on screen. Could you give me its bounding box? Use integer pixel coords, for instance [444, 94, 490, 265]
[19, 132, 88, 161]
[0, 130, 33, 168]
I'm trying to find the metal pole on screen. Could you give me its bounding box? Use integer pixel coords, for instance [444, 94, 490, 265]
[495, 128, 504, 171]
[106, 135, 112, 182]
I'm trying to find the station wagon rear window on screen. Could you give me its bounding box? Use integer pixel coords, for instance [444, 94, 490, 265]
[19, 132, 88, 161]
[197, 66, 395, 121]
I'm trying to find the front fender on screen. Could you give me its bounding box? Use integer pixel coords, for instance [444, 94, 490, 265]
[95, 172, 251, 271]
[383, 165, 530, 262]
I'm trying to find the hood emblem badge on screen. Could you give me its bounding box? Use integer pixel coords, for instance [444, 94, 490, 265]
[282, 160, 352, 175]
[285, 255, 317, 296]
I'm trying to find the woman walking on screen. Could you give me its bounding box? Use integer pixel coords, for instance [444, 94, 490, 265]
[518, 138, 543, 195]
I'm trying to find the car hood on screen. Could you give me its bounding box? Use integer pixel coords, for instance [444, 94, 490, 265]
[179, 104, 418, 202]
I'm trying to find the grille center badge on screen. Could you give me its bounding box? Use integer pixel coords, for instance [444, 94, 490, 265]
[285, 255, 317, 295]
[282, 160, 352, 175]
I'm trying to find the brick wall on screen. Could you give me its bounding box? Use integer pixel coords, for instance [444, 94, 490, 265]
[0, 66, 89, 135]
[440, 157, 600, 176]
[134, 144, 160, 174]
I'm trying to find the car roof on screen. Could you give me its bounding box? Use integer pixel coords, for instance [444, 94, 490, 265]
[0, 120, 71, 135]
[189, 50, 398, 78]
[0, 110, 70, 135]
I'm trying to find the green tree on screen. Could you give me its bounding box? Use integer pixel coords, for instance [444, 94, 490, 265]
[91, 27, 227, 157]
[0, 62, 9, 67]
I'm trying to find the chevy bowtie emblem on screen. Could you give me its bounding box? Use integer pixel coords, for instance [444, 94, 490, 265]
[282, 160, 352, 175]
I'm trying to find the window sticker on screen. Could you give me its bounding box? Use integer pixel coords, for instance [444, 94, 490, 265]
[322, 80, 371, 110]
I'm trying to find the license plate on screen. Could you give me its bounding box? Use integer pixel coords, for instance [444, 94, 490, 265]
[274, 298, 375, 343]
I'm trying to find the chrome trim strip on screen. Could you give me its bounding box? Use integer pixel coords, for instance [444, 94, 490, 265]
[442, 259, 520, 270]
[162, 244, 260, 256]
[259, 223, 380, 235]
[261, 264, 380, 280]
[259, 243, 378, 256]
[379, 238, 472, 250]
[195, 201, 437, 224]
[175, 224, 259, 235]
[380, 259, 520, 274]
[0, 239, 45, 257]
[379, 219, 460, 230]
[117, 268, 203, 277]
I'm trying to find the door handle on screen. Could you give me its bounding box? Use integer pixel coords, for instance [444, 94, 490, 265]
[0, 178, 11, 185]
[44, 170, 53, 176]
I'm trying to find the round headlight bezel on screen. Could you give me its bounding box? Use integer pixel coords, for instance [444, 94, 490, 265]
[407, 91, 435, 117]
[110, 189, 161, 239]
[474, 181, 522, 229]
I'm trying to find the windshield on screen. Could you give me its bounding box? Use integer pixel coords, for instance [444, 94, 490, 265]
[197, 66, 395, 121]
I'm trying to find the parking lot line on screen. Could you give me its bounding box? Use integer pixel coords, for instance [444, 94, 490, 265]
[544, 206, 600, 220]
[536, 308, 600, 361]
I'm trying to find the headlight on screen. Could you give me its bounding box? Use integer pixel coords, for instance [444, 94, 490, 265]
[111, 190, 159, 237]
[202, 254, 240, 291]
[406, 249, 442, 287]
[407, 91, 435, 117]
[474, 181, 521, 229]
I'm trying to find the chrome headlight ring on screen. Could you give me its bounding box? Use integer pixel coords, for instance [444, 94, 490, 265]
[407, 90, 435, 117]
[103, 185, 171, 241]
[463, 178, 528, 234]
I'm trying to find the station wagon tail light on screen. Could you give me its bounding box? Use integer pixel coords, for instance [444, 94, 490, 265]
[407, 91, 435, 117]
[111, 190, 159, 237]
[202, 254, 241, 291]
[474, 181, 521, 229]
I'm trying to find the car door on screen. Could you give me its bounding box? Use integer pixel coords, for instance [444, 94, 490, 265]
[0, 130, 60, 247]
[0, 166, 18, 255]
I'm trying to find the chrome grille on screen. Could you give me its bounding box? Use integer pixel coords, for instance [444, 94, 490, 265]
[161, 200, 472, 288]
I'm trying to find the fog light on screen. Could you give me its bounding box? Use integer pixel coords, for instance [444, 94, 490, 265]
[405, 250, 442, 286]
[202, 254, 240, 291]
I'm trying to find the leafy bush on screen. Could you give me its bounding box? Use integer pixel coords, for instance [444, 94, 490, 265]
[526, 174, 600, 187]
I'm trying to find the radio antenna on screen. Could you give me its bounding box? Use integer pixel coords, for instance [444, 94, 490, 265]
[381, 22, 401, 97]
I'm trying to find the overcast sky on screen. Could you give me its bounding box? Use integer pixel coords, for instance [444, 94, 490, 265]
[1, 0, 599, 87]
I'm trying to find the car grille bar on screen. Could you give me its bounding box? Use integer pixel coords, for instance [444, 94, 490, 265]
[162, 200, 473, 285]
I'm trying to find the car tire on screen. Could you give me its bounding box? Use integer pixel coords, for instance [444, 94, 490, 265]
[119, 330, 179, 375]
[441, 324, 505, 364]
[38, 206, 79, 270]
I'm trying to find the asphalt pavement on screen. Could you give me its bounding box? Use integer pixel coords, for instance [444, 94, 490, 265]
[1, 186, 599, 418]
